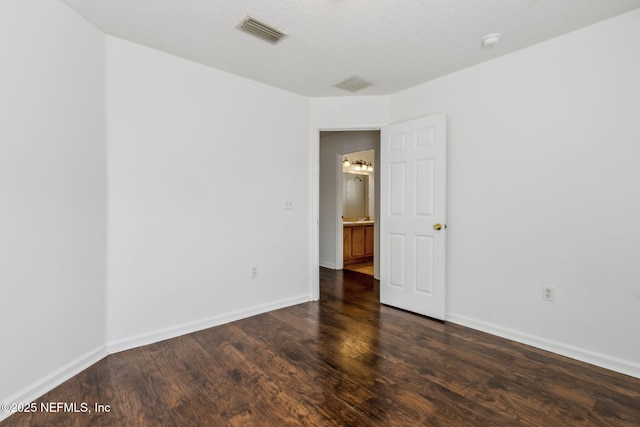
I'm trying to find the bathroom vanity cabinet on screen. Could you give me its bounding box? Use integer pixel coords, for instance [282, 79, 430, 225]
[343, 222, 374, 265]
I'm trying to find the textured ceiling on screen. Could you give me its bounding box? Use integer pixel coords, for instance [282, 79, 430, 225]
[60, 0, 640, 96]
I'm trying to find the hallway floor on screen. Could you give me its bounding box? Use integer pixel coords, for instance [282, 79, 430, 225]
[343, 260, 374, 276]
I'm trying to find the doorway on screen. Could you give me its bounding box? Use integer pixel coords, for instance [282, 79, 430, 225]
[318, 131, 380, 280]
[313, 113, 447, 320]
[342, 149, 375, 277]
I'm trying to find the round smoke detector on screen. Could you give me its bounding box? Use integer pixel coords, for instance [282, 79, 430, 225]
[482, 33, 502, 47]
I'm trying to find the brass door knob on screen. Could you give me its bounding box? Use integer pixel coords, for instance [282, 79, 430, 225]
[433, 223, 443, 231]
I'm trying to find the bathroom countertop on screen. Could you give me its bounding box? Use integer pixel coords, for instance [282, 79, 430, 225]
[343, 221, 375, 226]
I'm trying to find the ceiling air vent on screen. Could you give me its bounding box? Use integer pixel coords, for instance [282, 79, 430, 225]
[238, 16, 287, 44]
[335, 76, 374, 93]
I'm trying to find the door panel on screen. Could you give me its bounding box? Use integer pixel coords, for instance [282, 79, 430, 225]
[380, 113, 447, 319]
[389, 162, 406, 215]
[389, 233, 406, 288]
[416, 159, 434, 216]
[414, 236, 434, 295]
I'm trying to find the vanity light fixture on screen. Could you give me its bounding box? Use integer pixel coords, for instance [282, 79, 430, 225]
[343, 158, 373, 173]
[354, 160, 371, 172]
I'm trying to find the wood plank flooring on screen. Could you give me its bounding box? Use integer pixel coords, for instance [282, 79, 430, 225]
[3, 268, 639, 426]
[343, 260, 374, 277]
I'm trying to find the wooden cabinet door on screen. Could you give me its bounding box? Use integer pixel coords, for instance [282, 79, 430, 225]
[343, 227, 352, 260]
[351, 226, 365, 257]
[365, 225, 374, 256]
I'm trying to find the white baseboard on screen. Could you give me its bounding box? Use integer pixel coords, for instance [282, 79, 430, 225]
[446, 313, 640, 380]
[107, 294, 311, 354]
[0, 345, 108, 423]
[319, 260, 337, 269]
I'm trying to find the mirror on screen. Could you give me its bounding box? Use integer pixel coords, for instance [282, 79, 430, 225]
[343, 173, 369, 219]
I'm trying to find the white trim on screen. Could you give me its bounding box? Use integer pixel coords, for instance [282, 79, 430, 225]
[0, 345, 108, 422]
[334, 152, 344, 270]
[310, 127, 321, 301]
[107, 294, 311, 354]
[317, 124, 385, 132]
[319, 260, 337, 269]
[447, 313, 640, 379]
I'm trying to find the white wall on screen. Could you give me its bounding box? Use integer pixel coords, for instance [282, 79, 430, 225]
[311, 96, 390, 129]
[106, 37, 311, 349]
[0, 0, 107, 414]
[391, 9, 640, 376]
[319, 132, 380, 276]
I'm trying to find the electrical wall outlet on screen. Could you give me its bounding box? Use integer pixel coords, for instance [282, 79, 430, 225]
[251, 266, 258, 278]
[284, 200, 293, 210]
[542, 286, 555, 302]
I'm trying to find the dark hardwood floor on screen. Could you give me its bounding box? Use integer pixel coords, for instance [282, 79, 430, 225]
[3, 268, 639, 426]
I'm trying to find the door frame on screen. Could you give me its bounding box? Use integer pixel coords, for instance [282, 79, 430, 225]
[334, 147, 377, 271]
[310, 123, 385, 301]
[335, 152, 345, 271]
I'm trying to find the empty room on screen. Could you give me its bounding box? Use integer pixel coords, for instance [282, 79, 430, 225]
[1, 0, 639, 425]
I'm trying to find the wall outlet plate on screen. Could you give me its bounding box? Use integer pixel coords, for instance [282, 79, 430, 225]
[543, 286, 555, 302]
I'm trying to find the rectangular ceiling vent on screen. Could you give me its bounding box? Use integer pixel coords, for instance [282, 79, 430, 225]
[238, 16, 287, 44]
[335, 76, 374, 93]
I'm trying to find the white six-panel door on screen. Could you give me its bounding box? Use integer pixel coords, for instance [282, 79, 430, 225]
[380, 113, 447, 319]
